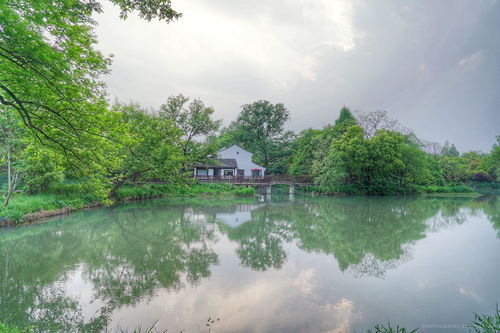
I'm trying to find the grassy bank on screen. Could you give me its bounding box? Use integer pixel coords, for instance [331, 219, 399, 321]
[301, 183, 481, 196]
[0, 183, 256, 225]
[115, 183, 255, 201]
[411, 184, 477, 194]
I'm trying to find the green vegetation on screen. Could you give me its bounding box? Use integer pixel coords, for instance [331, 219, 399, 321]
[412, 184, 476, 194]
[213, 106, 498, 195]
[0, 192, 96, 222]
[0, 183, 255, 224]
[114, 183, 255, 201]
[0, 323, 31, 333]
[366, 323, 417, 333]
[1, 0, 498, 224]
[365, 305, 500, 333]
[470, 305, 500, 333]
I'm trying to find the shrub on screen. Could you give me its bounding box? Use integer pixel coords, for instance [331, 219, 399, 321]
[469, 305, 500, 333]
[0, 323, 31, 333]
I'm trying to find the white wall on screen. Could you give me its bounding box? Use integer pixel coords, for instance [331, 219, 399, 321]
[218, 145, 265, 176]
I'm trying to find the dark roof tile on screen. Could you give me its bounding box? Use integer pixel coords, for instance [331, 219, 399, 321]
[195, 158, 237, 168]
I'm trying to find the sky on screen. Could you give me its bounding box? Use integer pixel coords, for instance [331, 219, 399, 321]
[95, 0, 500, 152]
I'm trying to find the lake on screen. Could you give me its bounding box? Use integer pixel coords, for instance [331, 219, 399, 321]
[0, 195, 499, 332]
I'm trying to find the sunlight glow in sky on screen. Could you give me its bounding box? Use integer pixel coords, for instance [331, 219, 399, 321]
[95, 0, 500, 152]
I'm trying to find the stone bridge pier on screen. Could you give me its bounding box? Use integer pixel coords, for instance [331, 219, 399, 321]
[264, 183, 295, 195]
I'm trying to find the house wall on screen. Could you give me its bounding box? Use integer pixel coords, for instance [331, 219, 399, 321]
[218, 145, 266, 176]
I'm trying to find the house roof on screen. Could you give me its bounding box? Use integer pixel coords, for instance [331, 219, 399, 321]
[218, 144, 251, 156]
[195, 158, 237, 169]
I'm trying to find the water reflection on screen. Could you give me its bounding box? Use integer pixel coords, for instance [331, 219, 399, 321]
[0, 196, 498, 332]
[0, 205, 218, 332]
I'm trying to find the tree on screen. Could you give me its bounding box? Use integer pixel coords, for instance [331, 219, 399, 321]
[289, 129, 322, 175]
[159, 95, 221, 146]
[233, 100, 294, 170]
[311, 106, 357, 179]
[108, 103, 184, 194]
[159, 94, 221, 165]
[21, 144, 65, 194]
[354, 109, 409, 139]
[316, 124, 441, 194]
[489, 136, 500, 181]
[0, 0, 180, 173]
[440, 141, 460, 157]
[0, 107, 24, 206]
[420, 140, 443, 155]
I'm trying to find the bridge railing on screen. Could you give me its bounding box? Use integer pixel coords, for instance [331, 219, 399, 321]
[192, 175, 313, 184]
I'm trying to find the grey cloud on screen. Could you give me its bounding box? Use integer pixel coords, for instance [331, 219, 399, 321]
[95, 0, 500, 152]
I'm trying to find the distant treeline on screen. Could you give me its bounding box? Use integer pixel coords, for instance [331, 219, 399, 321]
[209, 104, 499, 195]
[1, 99, 499, 206]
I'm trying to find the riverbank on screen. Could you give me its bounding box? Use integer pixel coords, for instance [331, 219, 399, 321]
[0, 183, 256, 226]
[300, 183, 487, 196]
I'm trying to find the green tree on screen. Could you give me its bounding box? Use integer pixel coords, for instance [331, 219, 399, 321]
[441, 141, 460, 157]
[488, 136, 500, 181]
[0, 0, 181, 188]
[233, 100, 294, 171]
[20, 144, 65, 194]
[289, 129, 322, 175]
[0, 107, 24, 206]
[108, 103, 184, 194]
[317, 125, 440, 194]
[439, 156, 468, 182]
[159, 94, 222, 161]
[311, 106, 357, 179]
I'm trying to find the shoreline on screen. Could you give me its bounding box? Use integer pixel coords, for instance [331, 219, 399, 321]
[0, 193, 257, 228]
[1, 190, 487, 228]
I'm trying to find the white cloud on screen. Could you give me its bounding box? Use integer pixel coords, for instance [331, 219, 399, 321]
[458, 50, 483, 67]
[94, 0, 499, 152]
[95, 0, 361, 103]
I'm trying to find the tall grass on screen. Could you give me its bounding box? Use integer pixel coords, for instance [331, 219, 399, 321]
[366, 323, 418, 333]
[1, 183, 255, 224]
[469, 305, 500, 333]
[0, 192, 97, 221]
[412, 184, 476, 194]
[114, 183, 255, 201]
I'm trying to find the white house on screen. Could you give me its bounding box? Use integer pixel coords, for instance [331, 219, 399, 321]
[194, 144, 265, 177]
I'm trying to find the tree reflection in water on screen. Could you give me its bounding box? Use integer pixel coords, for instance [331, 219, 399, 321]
[0, 195, 496, 331]
[217, 196, 491, 277]
[0, 204, 218, 332]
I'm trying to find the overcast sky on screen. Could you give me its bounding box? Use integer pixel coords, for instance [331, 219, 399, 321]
[95, 0, 500, 152]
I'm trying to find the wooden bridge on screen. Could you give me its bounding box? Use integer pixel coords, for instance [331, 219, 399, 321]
[194, 175, 314, 194]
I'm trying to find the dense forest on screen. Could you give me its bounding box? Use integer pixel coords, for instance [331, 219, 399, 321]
[1, 0, 499, 214]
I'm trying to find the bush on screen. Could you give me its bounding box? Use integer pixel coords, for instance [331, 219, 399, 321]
[114, 183, 256, 201]
[469, 305, 500, 333]
[0, 323, 31, 333]
[21, 146, 64, 194]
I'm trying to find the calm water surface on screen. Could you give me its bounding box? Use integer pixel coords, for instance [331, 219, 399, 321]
[0, 195, 499, 332]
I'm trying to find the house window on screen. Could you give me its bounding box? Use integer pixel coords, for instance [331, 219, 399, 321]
[197, 168, 208, 176]
[223, 169, 234, 176]
[251, 169, 261, 177]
